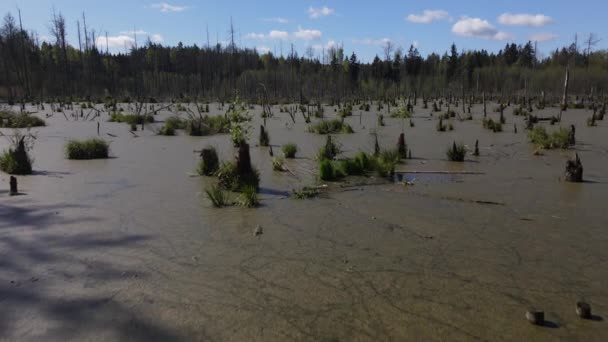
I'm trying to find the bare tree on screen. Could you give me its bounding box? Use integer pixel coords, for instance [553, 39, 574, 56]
[383, 40, 394, 61]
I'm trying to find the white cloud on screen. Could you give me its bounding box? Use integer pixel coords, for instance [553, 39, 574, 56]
[269, 30, 289, 40]
[352, 38, 392, 46]
[150, 34, 164, 43]
[313, 40, 338, 51]
[245, 30, 288, 40]
[151, 3, 187, 13]
[406, 10, 450, 23]
[256, 46, 271, 53]
[262, 17, 288, 24]
[294, 27, 322, 41]
[412, 40, 419, 48]
[96, 35, 135, 48]
[120, 30, 148, 35]
[452, 17, 512, 41]
[498, 13, 553, 27]
[308, 6, 334, 19]
[530, 32, 558, 42]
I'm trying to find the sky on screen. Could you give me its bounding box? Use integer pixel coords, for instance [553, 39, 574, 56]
[2, 0, 607, 62]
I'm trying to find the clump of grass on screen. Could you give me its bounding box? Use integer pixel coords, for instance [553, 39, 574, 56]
[282, 143, 297, 158]
[205, 185, 229, 208]
[293, 186, 319, 199]
[390, 107, 410, 118]
[109, 113, 154, 125]
[159, 116, 186, 135]
[272, 156, 285, 171]
[309, 119, 353, 134]
[237, 185, 259, 208]
[436, 117, 446, 132]
[446, 141, 466, 162]
[65, 138, 110, 160]
[513, 106, 529, 116]
[186, 115, 230, 136]
[217, 161, 260, 192]
[483, 118, 503, 132]
[318, 159, 336, 181]
[317, 135, 341, 160]
[197, 147, 219, 176]
[528, 126, 571, 149]
[0, 130, 35, 175]
[373, 149, 400, 176]
[0, 111, 45, 128]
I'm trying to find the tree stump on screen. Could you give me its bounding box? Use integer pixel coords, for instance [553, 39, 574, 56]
[9, 176, 18, 196]
[236, 142, 252, 175]
[199, 148, 219, 176]
[397, 133, 407, 159]
[565, 153, 583, 182]
[576, 302, 592, 319]
[568, 125, 576, 145]
[526, 309, 545, 325]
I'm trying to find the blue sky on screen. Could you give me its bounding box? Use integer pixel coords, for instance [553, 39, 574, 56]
[2, 0, 606, 61]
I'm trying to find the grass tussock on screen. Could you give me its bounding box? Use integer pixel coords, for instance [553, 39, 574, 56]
[158, 116, 186, 135]
[528, 126, 571, 149]
[272, 156, 285, 171]
[282, 143, 297, 158]
[197, 147, 219, 176]
[205, 185, 229, 208]
[483, 118, 503, 132]
[390, 107, 411, 118]
[186, 115, 230, 136]
[65, 138, 110, 160]
[292, 186, 319, 199]
[309, 119, 354, 134]
[318, 149, 400, 181]
[236, 185, 259, 208]
[109, 113, 154, 125]
[0, 111, 45, 128]
[446, 141, 466, 162]
[217, 161, 260, 192]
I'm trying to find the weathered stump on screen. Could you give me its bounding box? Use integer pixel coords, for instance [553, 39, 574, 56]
[9, 176, 18, 196]
[568, 125, 576, 145]
[397, 133, 407, 159]
[565, 153, 583, 182]
[473, 140, 480, 156]
[576, 302, 592, 319]
[526, 309, 545, 325]
[236, 142, 252, 175]
[199, 148, 219, 176]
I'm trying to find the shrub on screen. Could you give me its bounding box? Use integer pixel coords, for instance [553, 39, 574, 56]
[0, 131, 35, 175]
[354, 151, 371, 171]
[528, 126, 571, 149]
[109, 113, 154, 125]
[446, 142, 466, 162]
[309, 119, 353, 134]
[237, 185, 259, 208]
[65, 139, 110, 160]
[217, 161, 260, 192]
[205, 185, 229, 208]
[197, 147, 219, 176]
[374, 149, 400, 176]
[483, 118, 502, 132]
[338, 158, 364, 176]
[0, 111, 45, 128]
[390, 107, 410, 118]
[317, 135, 341, 160]
[319, 159, 336, 181]
[282, 143, 297, 158]
[272, 156, 285, 171]
[436, 117, 446, 132]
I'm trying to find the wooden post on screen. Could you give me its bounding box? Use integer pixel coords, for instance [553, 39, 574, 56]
[10, 176, 18, 196]
[97, 122, 100, 135]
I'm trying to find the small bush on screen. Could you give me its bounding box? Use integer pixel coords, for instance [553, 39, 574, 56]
[65, 138, 110, 160]
[0, 132, 34, 175]
[282, 143, 297, 158]
[319, 159, 336, 181]
[109, 113, 154, 125]
[483, 118, 503, 132]
[390, 107, 410, 118]
[528, 126, 571, 149]
[217, 162, 260, 192]
[0, 111, 46, 128]
[317, 135, 341, 160]
[205, 185, 228, 208]
[446, 142, 466, 162]
[237, 185, 259, 208]
[197, 147, 219, 176]
[338, 158, 364, 176]
[272, 156, 285, 171]
[309, 119, 353, 134]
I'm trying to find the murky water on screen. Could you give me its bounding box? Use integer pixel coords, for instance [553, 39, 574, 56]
[1, 102, 607, 340]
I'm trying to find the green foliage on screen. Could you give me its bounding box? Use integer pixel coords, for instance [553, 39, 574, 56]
[528, 126, 572, 149]
[109, 113, 154, 125]
[65, 138, 110, 159]
[0, 130, 36, 175]
[292, 186, 319, 199]
[197, 147, 220, 176]
[483, 118, 503, 132]
[272, 156, 285, 171]
[317, 135, 341, 160]
[390, 107, 411, 118]
[436, 117, 446, 132]
[217, 161, 260, 192]
[186, 115, 230, 136]
[237, 185, 259, 208]
[446, 142, 466, 162]
[319, 159, 336, 181]
[282, 143, 297, 158]
[309, 119, 354, 134]
[205, 185, 229, 208]
[0, 111, 45, 128]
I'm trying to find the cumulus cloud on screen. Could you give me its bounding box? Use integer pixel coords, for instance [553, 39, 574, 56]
[294, 27, 322, 41]
[256, 46, 271, 53]
[150, 34, 164, 43]
[120, 30, 148, 35]
[352, 38, 392, 46]
[452, 17, 512, 41]
[245, 30, 288, 40]
[96, 35, 135, 48]
[151, 3, 187, 13]
[313, 40, 338, 51]
[262, 17, 288, 24]
[406, 10, 450, 23]
[530, 32, 558, 42]
[308, 6, 334, 19]
[498, 13, 553, 27]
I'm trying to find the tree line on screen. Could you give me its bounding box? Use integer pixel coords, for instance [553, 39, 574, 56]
[1, 10, 607, 104]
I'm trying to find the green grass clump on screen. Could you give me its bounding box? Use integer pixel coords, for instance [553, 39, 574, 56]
[282, 143, 297, 158]
[205, 185, 229, 208]
[186, 115, 230, 136]
[309, 119, 353, 134]
[528, 126, 571, 149]
[217, 162, 260, 192]
[319, 159, 337, 181]
[237, 185, 259, 208]
[390, 107, 411, 118]
[373, 149, 400, 176]
[65, 138, 110, 160]
[197, 147, 219, 176]
[159, 116, 186, 136]
[0, 149, 32, 175]
[272, 156, 285, 171]
[292, 186, 319, 199]
[109, 113, 154, 125]
[0, 112, 46, 128]
[446, 142, 466, 162]
[483, 118, 503, 132]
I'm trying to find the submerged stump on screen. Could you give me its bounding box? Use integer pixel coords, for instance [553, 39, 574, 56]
[9, 176, 18, 196]
[565, 153, 583, 182]
[576, 302, 592, 319]
[526, 309, 545, 325]
[397, 133, 407, 159]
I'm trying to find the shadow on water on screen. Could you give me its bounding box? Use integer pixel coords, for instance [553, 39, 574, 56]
[0, 199, 183, 341]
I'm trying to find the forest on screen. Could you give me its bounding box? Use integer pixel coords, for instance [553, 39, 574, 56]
[0, 10, 606, 103]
